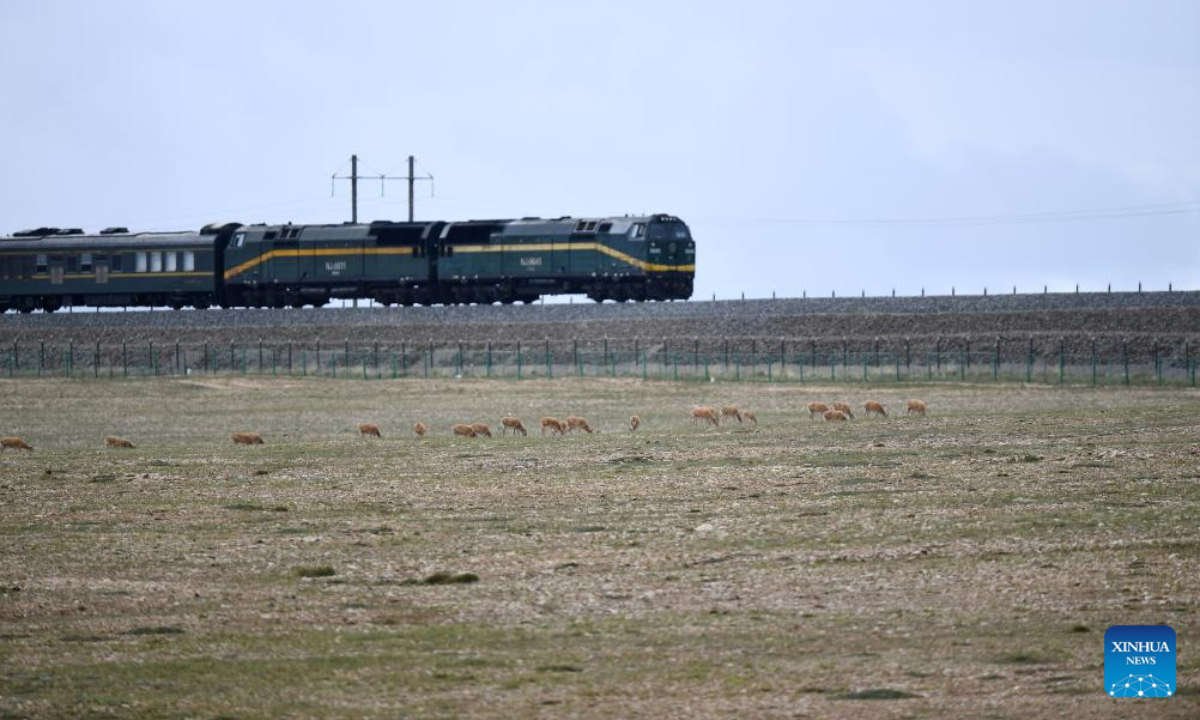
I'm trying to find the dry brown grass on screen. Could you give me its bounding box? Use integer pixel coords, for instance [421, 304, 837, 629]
[1, 377, 1198, 719]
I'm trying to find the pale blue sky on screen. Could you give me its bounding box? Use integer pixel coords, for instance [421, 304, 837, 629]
[1, 1, 1197, 299]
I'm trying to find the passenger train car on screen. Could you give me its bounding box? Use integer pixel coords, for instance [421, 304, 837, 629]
[0, 214, 694, 312]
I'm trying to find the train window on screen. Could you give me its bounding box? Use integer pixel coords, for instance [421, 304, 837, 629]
[111, 254, 122, 272]
[574, 221, 586, 232]
[165, 252, 177, 272]
[136, 252, 148, 273]
[674, 226, 690, 239]
[81, 253, 93, 272]
[264, 231, 278, 241]
[36, 253, 47, 273]
[630, 224, 646, 240]
[182, 251, 195, 271]
[598, 222, 612, 234]
[234, 232, 246, 248]
[150, 252, 163, 272]
[66, 256, 78, 273]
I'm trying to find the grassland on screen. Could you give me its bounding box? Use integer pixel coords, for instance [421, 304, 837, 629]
[1, 377, 1198, 718]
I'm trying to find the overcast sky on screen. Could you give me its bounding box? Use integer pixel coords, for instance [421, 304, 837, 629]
[1, 1, 1197, 300]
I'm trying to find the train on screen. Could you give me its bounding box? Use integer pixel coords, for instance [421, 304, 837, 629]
[0, 214, 695, 312]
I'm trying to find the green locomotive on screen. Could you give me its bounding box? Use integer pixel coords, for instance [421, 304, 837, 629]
[0, 214, 694, 311]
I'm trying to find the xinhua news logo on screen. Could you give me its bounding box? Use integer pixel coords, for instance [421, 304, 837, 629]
[1105, 625, 1176, 698]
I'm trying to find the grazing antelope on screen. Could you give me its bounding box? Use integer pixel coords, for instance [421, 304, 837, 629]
[104, 436, 135, 449]
[232, 432, 264, 445]
[412, 421, 428, 437]
[831, 402, 855, 419]
[863, 401, 887, 418]
[1, 437, 33, 452]
[823, 410, 848, 422]
[565, 416, 593, 434]
[743, 411, 757, 425]
[540, 417, 566, 436]
[691, 406, 720, 427]
[630, 415, 641, 432]
[906, 399, 928, 416]
[357, 423, 382, 438]
[452, 423, 477, 437]
[720, 404, 743, 423]
[470, 422, 492, 438]
[501, 417, 527, 436]
[807, 402, 830, 420]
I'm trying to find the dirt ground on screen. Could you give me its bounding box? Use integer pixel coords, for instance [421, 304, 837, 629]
[1, 377, 1197, 719]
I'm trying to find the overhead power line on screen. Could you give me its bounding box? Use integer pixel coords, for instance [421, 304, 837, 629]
[696, 201, 1200, 228]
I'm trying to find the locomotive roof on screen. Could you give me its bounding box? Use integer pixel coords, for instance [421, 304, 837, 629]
[0, 231, 205, 251]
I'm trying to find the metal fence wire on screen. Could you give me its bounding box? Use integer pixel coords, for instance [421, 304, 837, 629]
[3, 336, 1197, 386]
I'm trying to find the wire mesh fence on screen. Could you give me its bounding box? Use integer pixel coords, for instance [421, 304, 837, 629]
[3, 336, 1198, 387]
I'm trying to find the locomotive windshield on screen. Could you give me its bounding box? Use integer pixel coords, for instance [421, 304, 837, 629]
[649, 222, 690, 240]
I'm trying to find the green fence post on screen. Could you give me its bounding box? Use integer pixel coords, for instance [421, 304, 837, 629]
[1091, 341, 1097, 386]
[546, 340, 553, 379]
[830, 353, 835, 382]
[96, 341, 102, 379]
[896, 354, 901, 382]
[1154, 342, 1162, 385]
[258, 340, 264, 374]
[486, 342, 493, 378]
[374, 343, 379, 378]
[423, 346, 429, 379]
[1123, 340, 1130, 385]
[288, 342, 293, 375]
[927, 353, 932, 381]
[993, 349, 999, 381]
[1188, 342, 1195, 387]
[344, 340, 350, 369]
[1027, 338, 1034, 383]
[391, 352, 397, 379]
[401, 342, 407, 377]
[799, 354, 805, 383]
[735, 355, 741, 381]
[573, 340, 579, 375]
[673, 355, 679, 381]
[122, 341, 128, 378]
[959, 351, 965, 381]
[38, 342, 43, 378]
[705, 356, 711, 382]
[516, 341, 522, 379]
[272, 349, 277, 377]
[363, 350, 368, 380]
[332, 354, 338, 379]
[861, 356, 867, 383]
[241, 347, 247, 375]
[604, 338, 609, 369]
[6, 349, 12, 378]
[1059, 339, 1066, 384]
[456, 342, 463, 377]
[302, 349, 307, 376]
[150, 341, 157, 376]
[316, 340, 322, 373]
[642, 351, 648, 380]
[67, 340, 73, 378]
